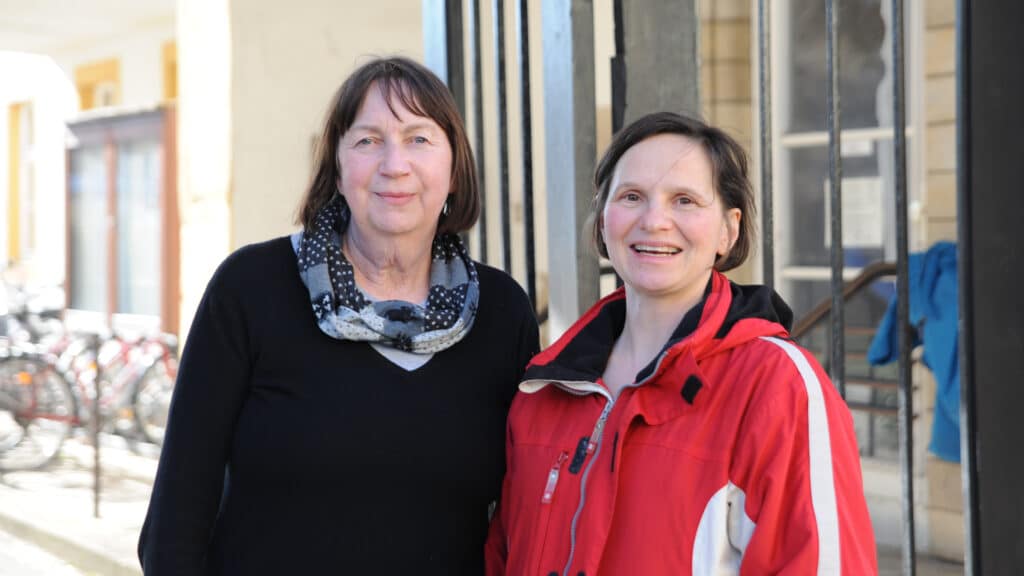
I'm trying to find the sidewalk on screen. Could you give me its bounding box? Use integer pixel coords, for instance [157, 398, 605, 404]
[0, 433, 155, 576]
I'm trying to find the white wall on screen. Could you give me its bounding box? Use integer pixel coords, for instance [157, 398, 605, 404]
[177, 0, 232, 338]
[229, 0, 425, 249]
[0, 52, 78, 287]
[49, 16, 175, 109]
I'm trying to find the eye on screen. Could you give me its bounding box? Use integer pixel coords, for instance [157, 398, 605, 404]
[675, 195, 695, 206]
[412, 135, 430, 144]
[354, 137, 374, 146]
[620, 191, 641, 203]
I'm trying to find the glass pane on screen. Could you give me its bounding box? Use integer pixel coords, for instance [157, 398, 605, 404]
[784, 141, 895, 267]
[69, 147, 108, 313]
[116, 140, 162, 316]
[786, 0, 897, 133]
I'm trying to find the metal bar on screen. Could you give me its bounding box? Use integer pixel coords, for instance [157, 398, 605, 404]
[446, 0, 466, 118]
[517, 0, 536, 307]
[611, 0, 625, 290]
[91, 335, 102, 518]
[494, 0, 512, 273]
[471, 0, 488, 262]
[891, 0, 917, 572]
[542, 0, 599, 337]
[758, 0, 774, 290]
[956, 1, 980, 572]
[825, 0, 845, 399]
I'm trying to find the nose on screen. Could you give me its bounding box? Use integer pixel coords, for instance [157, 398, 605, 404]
[379, 141, 410, 177]
[639, 200, 673, 231]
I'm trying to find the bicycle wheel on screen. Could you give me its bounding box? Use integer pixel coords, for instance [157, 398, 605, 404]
[0, 356, 76, 471]
[131, 355, 177, 446]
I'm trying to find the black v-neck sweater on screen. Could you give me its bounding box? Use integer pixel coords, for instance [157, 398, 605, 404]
[139, 236, 539, 575]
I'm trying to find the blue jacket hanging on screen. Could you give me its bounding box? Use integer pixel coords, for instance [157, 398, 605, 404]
[867, 241, 960, 462]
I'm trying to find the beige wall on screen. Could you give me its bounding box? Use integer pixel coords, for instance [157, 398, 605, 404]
[701, 0, 754, 284]
[177, 0, 423, 337]
[229, 1, 424, 250]
[922, 0, 957, 244]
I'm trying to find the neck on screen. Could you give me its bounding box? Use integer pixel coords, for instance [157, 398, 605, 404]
[343, 225, 435, 303]
[615, 273, 712, 378]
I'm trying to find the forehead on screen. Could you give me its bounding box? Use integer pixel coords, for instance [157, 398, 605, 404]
[351, 81, 440, 129]
[611, 133, 713, 188]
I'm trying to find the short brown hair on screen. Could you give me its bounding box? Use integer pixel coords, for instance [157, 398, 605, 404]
[297, 56, 479, 234]
[592, 112, 756, 272]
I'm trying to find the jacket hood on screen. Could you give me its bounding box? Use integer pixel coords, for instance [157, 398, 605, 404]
[525, 270, 793, 386]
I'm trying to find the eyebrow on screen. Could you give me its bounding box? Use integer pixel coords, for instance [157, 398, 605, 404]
[613, 181, 706, 196]
[348, 121, 441, 134]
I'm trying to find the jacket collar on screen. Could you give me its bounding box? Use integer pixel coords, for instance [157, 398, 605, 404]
[522, 271, 792, 406]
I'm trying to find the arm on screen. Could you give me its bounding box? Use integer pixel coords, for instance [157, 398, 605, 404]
[484, 417, 514, 576]
[485, 294, 538, 576]
[138, 256, 257, 575]
[732, 342, 877, 574]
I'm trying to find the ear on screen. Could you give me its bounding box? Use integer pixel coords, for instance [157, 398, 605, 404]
[718, 208, 741, 257]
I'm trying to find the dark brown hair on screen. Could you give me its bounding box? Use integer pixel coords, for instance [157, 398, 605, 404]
[592, 111, 756, 272]
[297, 56, 479, 234]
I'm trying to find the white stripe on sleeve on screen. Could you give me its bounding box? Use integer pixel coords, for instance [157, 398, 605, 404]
[761, 336, 841, 575]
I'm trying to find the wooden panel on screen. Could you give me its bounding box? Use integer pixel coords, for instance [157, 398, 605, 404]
[161, 106, 180, 336]
[7, 103, 21, 261]
[74, 58, 121, 110]
[162, 41, 177, 101]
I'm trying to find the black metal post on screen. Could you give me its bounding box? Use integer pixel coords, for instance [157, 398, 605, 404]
[826, 0, 845, 398]
[494, 0, 512, 273]
[517, 0, 536, 307]
[758, 0, 774, 290]
[958, 2, 1024, 574]
[472, 0, 488, 262]
[956, 4, 979, 573]
[891, 0, 917, 572]
[446, 0, 466, 118]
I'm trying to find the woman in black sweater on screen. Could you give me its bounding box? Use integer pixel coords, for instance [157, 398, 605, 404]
[138, 57, 539, 575]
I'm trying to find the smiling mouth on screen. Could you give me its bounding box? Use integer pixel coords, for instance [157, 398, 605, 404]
[632, 244, 682, 255]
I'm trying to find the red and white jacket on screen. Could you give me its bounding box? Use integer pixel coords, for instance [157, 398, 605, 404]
[485, 271, 877, 575]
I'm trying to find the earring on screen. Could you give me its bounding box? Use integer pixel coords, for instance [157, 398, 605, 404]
[442, 199, 450, 216]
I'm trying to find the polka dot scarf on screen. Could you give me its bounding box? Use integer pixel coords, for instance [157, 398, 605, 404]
[295, 196, 480, 353]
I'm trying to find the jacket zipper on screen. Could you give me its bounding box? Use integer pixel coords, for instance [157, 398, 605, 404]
[558, 351, 675, 576]
[542, 451, 570, 504]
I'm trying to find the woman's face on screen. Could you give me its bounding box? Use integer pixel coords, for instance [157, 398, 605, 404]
[337, 83, 453, 243]
[602, 134, 740, 307]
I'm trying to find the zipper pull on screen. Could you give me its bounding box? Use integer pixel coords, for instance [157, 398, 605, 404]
[541, 451, 569, 504]
[587, 401, 614, 454]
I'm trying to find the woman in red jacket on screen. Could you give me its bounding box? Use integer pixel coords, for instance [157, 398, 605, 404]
[485, 112, 877, 575]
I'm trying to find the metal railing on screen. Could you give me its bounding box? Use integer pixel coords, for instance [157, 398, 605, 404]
[442, 0, 919, 568]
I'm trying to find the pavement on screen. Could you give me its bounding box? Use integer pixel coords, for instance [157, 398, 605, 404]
[0, 432, 155, 576]
[0, 433, 965, 576]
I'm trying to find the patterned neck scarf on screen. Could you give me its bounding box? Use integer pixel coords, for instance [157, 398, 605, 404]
[296, 196, 479, 353]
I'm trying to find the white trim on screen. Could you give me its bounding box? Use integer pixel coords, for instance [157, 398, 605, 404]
[761, 336, 841, 575]
[692, 481, 756, 575]
[519, 378, 611, 400]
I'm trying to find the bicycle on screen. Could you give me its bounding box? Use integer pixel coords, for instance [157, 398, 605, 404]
[0, 298, 178, 470]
